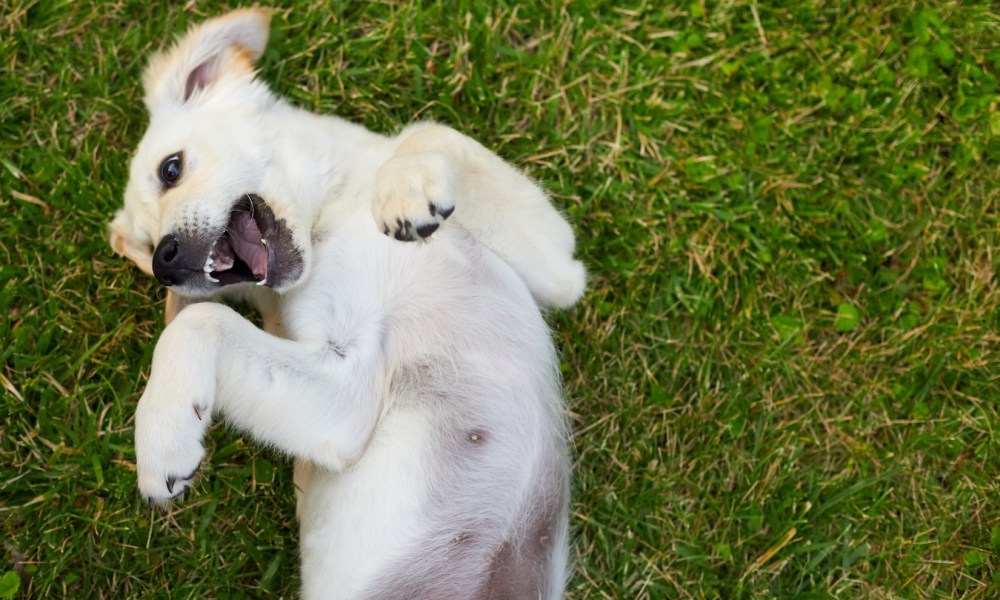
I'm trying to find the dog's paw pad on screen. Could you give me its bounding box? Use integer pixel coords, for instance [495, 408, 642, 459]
[428, 202, 455, 220]
[382, 208, 449, 242]
[416, 222, 439, 238]
[374, 153, 457, 242]
[435, 205, 454, 220]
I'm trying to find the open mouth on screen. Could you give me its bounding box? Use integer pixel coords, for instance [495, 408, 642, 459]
[151, 193, 303, 292]
[205, 195, 273, 286]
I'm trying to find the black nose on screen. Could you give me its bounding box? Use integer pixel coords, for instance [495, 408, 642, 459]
[152, 234, 190, 287]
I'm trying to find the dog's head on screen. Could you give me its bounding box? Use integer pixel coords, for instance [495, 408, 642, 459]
[110, 9, 308, 296]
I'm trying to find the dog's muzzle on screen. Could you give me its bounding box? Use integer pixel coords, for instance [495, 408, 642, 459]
[152, 194, 302, 291]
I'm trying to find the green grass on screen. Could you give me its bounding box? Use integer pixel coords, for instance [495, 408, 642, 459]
[2, 0, 998, 598]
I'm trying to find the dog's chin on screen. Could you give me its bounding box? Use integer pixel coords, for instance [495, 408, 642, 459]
[166, 194, 304, 297]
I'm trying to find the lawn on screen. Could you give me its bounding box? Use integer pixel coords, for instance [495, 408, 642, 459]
[2, 1, 998, 598]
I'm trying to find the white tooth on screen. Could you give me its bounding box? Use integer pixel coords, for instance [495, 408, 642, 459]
[256, 278, 267, 286]
[261, 238, 268, 246]
[207, 274, 219, 283]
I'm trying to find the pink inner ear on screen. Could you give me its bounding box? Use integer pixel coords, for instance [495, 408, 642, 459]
[184, 58, 218, 101]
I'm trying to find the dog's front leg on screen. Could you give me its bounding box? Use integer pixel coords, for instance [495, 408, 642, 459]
[135, 302, 383, 506]
[373, 122, 586, 308]
[372, 124, 464, 242]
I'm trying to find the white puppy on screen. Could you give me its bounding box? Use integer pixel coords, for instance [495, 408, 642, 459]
[109, 9, 586, 600]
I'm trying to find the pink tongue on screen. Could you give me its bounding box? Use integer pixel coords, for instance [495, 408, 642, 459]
[230, 212, 268, 279]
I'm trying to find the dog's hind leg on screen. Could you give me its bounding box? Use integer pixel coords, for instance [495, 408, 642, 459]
[134, 301, 384, 507]
[373, 123, 586, 309]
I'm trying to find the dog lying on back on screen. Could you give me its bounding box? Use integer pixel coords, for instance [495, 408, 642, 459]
[109, 9, 585, 599]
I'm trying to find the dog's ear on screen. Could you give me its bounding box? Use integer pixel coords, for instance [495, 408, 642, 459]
[109, 210, 154, 276]
[143, 8, 272, 114]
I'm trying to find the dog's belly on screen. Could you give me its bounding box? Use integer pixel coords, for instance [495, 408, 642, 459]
[295, 386, 567, 600]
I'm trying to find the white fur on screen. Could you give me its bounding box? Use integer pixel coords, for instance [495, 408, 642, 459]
[111, 9, 584, 599]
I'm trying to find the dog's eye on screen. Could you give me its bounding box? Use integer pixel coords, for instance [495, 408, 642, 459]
[158, 153, 183, 187]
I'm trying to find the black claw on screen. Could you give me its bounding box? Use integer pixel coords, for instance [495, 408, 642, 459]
[194, 403, 203, 421]
[383, 225, 390, 236]
[438, 205, 454, 219]
[394, 229, 407, 241]
[429, 203, 437, 216]
[416, 222, 439, 238]
[146, 496, 155, 510]
[166, 476, 176, 494]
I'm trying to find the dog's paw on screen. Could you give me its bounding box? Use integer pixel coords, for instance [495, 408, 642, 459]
[373, 152, 457, 242]
[135, 389, 211, 508]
